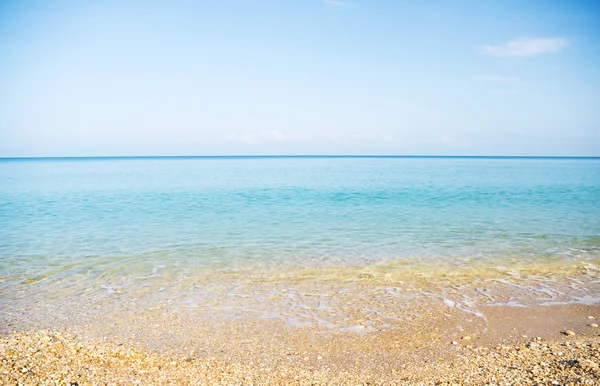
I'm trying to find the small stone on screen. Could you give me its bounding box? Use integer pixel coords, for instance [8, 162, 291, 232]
[21, 367, 28, 373]
[451, 341, 458, 345]
[588, 316, 595, 319]
[317, 355, 323, 360]
[589, 323, 598, 328]
[461, 336, 471, 341]
[564, 330, 576, 336]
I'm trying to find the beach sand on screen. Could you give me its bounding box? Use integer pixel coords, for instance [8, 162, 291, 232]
[2, 304, 599, 384]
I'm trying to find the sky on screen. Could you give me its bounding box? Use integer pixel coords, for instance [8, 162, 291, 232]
[0, 0, 599, 157]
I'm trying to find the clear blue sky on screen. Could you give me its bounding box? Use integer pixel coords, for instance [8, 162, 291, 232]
[1, 0, 599, 156]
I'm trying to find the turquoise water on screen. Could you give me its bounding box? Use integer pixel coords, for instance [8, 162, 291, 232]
[2, 156, 599, 260]
[1, 156, 600, 329]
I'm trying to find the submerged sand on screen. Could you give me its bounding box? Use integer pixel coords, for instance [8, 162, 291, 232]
[2, 304, 599, 384]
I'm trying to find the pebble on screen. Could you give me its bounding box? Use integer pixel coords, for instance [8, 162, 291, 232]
[564, 330, 576, 336]
[461, 336, 471, 341]
[589, 323, 598, 328]
[3, 327, 600, 385]
[588, 316, 595, 319]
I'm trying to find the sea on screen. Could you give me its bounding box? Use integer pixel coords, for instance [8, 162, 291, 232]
[1, 156, 599, 332]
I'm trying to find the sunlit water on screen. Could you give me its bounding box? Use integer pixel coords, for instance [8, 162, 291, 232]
[1, 156, 599, 331]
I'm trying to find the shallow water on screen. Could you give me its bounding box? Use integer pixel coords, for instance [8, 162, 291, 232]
[1, 156, 599, 330]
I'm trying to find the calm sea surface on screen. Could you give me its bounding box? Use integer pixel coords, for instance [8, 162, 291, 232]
[1, 156, 600, 330]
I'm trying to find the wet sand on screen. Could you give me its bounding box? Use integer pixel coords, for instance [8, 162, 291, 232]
[2, 304, 599, 384]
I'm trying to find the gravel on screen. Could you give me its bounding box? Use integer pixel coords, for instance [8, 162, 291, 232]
[2, 330, 599, 385]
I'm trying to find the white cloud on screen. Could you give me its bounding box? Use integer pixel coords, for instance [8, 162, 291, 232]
[481, 37, 569, 57]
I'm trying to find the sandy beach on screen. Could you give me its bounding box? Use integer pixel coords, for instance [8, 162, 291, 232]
[2, 303, 599, 384]
[3, 252, 600, 384]
[2, 0, 599, 382]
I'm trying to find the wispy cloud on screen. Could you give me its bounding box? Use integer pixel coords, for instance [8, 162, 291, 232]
[476, 75, 526, 86]
[480, 37, 569, 57]
[220, 131, 404, 145]
[222, 131, 311, 145]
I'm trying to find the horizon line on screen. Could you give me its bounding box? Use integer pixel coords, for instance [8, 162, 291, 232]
[1, 155, 599, 161]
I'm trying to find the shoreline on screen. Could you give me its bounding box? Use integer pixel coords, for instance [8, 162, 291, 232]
[3, 259, 600, 383]
[2, 304, 599, 384]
